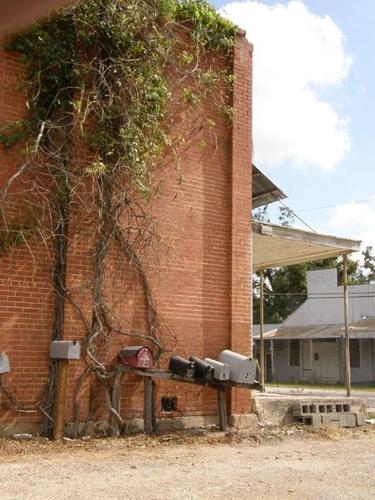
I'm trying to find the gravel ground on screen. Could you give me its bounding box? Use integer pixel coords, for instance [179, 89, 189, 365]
[0, 427, 375, 499]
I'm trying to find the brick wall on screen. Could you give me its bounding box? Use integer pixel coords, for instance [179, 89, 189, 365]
[0, 31, 253, 432]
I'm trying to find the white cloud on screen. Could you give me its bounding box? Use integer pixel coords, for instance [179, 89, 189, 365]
[220, 0, 352, 170]
[328, 202, 375, 249]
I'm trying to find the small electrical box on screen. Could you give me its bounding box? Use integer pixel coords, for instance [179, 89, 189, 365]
[49, 340, 81, 360]
[168, 355, 194, 378]
[119, 346, 153, 369]
[218, 349, 257, 384]
[204, 358, 230, 381]
[190, 356, 213, 382]
[0, 353, 10, 374]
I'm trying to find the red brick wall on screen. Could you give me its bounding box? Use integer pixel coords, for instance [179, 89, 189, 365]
[0, 31, 253, 431]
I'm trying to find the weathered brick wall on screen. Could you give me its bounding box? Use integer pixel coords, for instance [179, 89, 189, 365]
[0, 31, 253, 433]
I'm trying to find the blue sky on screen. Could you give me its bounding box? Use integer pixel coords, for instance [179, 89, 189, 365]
[212, 0, 375, 251]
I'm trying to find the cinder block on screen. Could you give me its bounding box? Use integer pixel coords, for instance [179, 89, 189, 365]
[343, 413, 357, 427]
[321, 415, 331, 425]
[303, 415, 322, 427]
[355, 412, 365, 427]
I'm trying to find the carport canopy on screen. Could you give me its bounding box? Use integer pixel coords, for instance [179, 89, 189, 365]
[253, 222, 361, 271]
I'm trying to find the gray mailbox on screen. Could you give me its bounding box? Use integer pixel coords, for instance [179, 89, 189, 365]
[204, 358, 230, 381]
[49, 341, 81, 360]
[218, 350, 257, 384]
[0, 353, 10, 374]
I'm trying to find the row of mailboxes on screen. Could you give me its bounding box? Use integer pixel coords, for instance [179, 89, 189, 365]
[168, 350, 257, 385]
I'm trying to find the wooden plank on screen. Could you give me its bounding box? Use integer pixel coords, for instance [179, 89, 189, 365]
[217, 389, 227, 431]
[144, 377, 153, 435]
[111, 373, 123, 437]
[53, 359, 68, 440]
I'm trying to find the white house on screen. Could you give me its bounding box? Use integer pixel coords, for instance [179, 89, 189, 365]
[255, 268, 375, 384]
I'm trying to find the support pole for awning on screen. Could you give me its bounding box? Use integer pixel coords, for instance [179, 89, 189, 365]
[343, 254, 351, 397]
[259, 270, 265, 392]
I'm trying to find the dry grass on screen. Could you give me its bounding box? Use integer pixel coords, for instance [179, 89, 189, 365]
[1, 424, 374, 460]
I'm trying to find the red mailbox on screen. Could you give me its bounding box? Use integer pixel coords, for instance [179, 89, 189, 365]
[119, 346, 153, 369]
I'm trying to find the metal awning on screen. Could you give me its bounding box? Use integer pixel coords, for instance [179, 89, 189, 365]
[253, 222, 361, 271]
[252, 165, 286, 208]
[262, 323, 375, 340]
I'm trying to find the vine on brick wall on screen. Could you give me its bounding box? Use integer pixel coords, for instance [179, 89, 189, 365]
[0, 0, 236, 435]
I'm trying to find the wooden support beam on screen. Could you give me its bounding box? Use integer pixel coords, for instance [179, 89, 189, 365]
[111, 373, 123, 437]
[259, 270, 265, 392]
[343, 254, 351, 397]
[217, 389, 227, 431]
[144, 376, 153, 435]
[53, 359, 68, 440]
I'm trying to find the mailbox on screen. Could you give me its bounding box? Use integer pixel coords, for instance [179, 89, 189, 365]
[168, 355, 194, 378]
[190, 356, 213, 382]
[204, 358, 230, 381]
[119, 346, 153, 369]
[218, 350, 257, 384]
[49, 340, 81, 360]
[0, 353, 10, 374]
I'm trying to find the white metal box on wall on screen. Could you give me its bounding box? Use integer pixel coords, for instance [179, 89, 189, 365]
[0, 353, 10, 374]
[49, 341, 81, 360]
[218, 350, 257, 384]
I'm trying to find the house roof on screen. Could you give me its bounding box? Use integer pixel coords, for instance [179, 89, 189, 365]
[261, 323, 375, 340]
[253, 222, 361, 271]
[252, 165, 286, 209]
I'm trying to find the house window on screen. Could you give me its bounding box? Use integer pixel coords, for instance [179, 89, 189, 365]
[350, 339, 360, 368]
[289, 340, 300, 367]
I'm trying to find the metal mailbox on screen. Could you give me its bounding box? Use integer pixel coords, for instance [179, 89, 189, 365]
[168, 355, 194, 378]
[0, 353, 10, 374]
[49, 340, 81, 360]
[119, 346, 153, 369]
[190, 356, 213, 382]
[204, 358, 230, 381]
[218, 350, 257, 384]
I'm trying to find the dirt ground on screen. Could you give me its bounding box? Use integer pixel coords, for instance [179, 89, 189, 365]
[0, 426, 374, 499]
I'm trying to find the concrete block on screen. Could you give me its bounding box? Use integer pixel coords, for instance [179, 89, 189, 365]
[343, 413, 357, 427]
[303, 415, 322, 427]
[355, 412, 365, 427]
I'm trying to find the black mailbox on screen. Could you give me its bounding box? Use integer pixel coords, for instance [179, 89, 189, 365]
[190, 356, 213, 382]
[168, 355, 194, 378]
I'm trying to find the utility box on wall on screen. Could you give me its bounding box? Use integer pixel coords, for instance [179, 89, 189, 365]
[218, 350, 257, 384]
[119, 346, 153, 369]
[0, 353, 10, 374]
[49, 341, 81, 360]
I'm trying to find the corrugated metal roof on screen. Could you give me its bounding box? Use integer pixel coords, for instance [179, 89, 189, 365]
[252, 165, 286, 209]
[261, 323, 375, 340]
[253, 222, 361, 271]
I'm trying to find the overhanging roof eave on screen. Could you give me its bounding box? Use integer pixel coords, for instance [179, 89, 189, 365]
[253, 222, 361, 271]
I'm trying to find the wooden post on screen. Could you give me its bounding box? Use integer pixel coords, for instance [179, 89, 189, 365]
[144, 377, 153, 434]
[53, 359, 68, 440]
[259, 270, 265, 392]
[217, 388, 227, 431]
[343, 254, 351, 397]
[111, 373, 123, 437]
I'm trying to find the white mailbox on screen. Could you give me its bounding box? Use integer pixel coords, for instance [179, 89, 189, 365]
[204, 358, 230, 381]
[218, 350, 257, 384]
[49, 340, 81, 360]
[0, 353, 10, 374]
